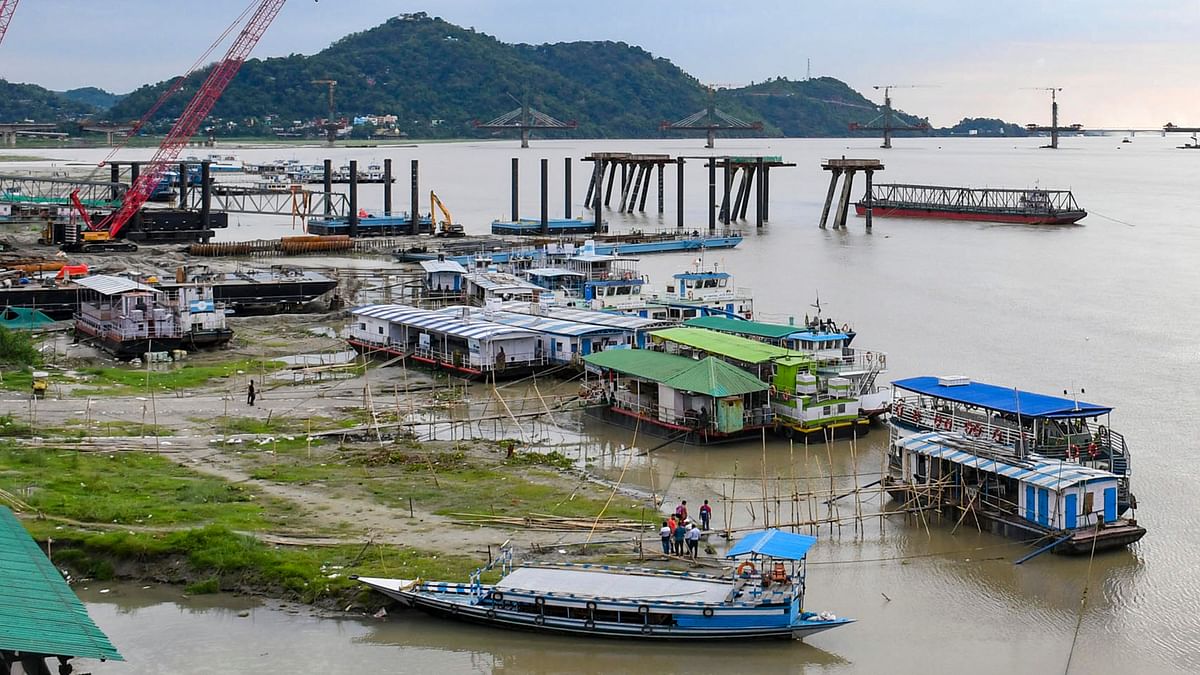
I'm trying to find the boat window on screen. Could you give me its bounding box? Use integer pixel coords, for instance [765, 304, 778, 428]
[616, 286, 631, 295]
[378, 326, 384, 335]
[719, 278, 728, 287]
[838, 403, 846, 414]
[823, 406, 831, 415]
[593, 609, 620, 623]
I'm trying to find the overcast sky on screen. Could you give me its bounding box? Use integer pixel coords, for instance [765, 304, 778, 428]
[2, 1, 1196, 127]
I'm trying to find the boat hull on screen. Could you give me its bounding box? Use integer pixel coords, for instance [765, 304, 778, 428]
[360, 581, 851, 641]
[585, 403, 770, 445]
[854, 203, 1086, 225]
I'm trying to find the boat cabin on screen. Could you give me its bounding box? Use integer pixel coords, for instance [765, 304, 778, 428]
[889, 431, 1144, 553]
[348, 304, 543, 377]
[420, 258, 466, 293]
[463, 271, 547, 305]
[891, 376, 1134, 512]
[584, 349, 772, 439]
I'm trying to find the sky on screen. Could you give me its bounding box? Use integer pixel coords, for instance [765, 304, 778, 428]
[1, 0, 1197, 128]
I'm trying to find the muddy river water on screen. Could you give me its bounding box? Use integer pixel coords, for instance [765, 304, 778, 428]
[11, 135, 1198, 672]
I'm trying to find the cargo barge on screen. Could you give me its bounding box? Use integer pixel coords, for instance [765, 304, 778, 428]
[855, 184, 1086, 225]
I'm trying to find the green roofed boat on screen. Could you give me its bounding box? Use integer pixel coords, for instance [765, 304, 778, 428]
[582, 349, 772, 443]
[582, 312, 891, 443]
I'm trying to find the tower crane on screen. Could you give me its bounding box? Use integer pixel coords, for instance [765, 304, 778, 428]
[64, 0, 290, 252]
[848, 85, 932, 149]
[1022, 87, 1081, 149]
[0, 0, 20, 47]
[312, 79, 339, 145]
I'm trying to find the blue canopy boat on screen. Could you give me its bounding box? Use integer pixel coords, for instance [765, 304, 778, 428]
[354, 529, 851, 640]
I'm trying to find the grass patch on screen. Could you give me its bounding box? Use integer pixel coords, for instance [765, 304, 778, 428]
[72, 359, 285, 396]
[0, 446, 273, 529]
[38, 524, 492, 604]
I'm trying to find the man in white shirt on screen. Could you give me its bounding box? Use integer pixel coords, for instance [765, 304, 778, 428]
[686, 524, 702, 559]
[659, 521, 671, 555]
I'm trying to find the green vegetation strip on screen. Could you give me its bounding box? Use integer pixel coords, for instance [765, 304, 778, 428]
[2, 444, 489, 604]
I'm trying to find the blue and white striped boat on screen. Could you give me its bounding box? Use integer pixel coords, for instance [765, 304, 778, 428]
[354, 529, 851, 640]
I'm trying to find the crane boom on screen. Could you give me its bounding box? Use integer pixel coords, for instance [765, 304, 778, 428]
[0, 0, 20, 46]
[98, 0, 287, 241]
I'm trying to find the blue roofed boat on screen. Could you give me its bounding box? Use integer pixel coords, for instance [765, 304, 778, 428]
[308, 213, 433, 236]
[393, 235, 742, 265]
[890, 375, 1135, 514]
[354, 529, 851, 640]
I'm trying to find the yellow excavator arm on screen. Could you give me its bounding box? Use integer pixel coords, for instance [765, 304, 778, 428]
[430, 190, 451, 229]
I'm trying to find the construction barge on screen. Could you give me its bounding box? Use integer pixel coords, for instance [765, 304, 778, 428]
[856, 184, 1087, 225]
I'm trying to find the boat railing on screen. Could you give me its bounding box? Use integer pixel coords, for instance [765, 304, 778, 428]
[813, 349, 887, 376]
[867, 184, 1080, 213]
[893, 396, 1031, 449]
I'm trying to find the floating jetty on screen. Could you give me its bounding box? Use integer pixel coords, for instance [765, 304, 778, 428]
[855, 184, 1087, 225]
[491, 217, 597, 235]
[307, 214, 433, 237]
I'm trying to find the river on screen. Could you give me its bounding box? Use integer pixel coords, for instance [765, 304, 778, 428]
[13, 135, 1199, 672]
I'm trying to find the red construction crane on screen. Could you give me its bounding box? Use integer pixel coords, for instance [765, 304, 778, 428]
[0, 0, 21, 46]
[68, 0, 288, 251]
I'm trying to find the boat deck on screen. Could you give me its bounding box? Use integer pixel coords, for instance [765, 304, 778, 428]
[496, 566, 730, 604]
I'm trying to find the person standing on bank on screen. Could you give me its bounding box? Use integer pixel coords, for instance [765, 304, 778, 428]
[686, 523, 702, 559]
[247, 380, 256, 407]
[659, 521, 671, 555]
[699, 499, 712, 531]
[672, 518, 686, 556]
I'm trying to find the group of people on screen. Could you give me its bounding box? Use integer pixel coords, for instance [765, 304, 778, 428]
[658, 499, 713, 560]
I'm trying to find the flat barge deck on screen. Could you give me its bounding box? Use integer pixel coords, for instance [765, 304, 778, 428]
[856, 184, 1086, 224]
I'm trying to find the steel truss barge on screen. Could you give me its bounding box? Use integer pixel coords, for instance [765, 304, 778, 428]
[856, 184, 1086, 224]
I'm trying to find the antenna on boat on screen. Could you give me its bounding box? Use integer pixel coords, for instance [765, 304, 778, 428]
[1014, 387, 1025, 458]
[1064, 386, 1085, 411]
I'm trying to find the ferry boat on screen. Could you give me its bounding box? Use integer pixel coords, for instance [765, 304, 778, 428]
[855, 184, 1087, 225]
[890, 375, 1135, 514]
[649, 325, 888, 440]
[886, 429, 1145, 554]
[354, 529, 852, 640]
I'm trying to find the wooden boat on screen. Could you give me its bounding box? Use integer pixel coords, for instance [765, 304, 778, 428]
[355, 529, 851, 640]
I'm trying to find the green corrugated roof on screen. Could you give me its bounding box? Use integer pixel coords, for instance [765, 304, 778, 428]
[662, 357, 768, 397]
[684, 315, 799, 340]
[583, 349, 698, 381]
[0, 507, 122, 662]
[651, 327, 812, 365]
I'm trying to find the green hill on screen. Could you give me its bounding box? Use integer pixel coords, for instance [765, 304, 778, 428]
[57, 87, 124, 111]
[0, 80, 96, 122]
[94, 12, 1020, 139]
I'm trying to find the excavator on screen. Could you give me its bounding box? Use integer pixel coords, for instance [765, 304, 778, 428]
[430, 190, 465, 237]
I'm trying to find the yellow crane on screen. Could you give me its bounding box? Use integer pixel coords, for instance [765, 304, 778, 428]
[430, 190, 464, 237]
[312, 79, 338, 145]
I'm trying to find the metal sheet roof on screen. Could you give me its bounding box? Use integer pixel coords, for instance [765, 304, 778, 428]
[663, 357, 769, 397]
[352, 304, 538, 341]
[897, 432, 1120, 492]
[73, 274, 159, 296]
[524, 268, 585, 278]
[464, 272, 544, 293]
[726, 529, 818, 560]
[419, 259, 467, 274]
[893, 377, 1111, 418]
[496, 566, 730, 604]
[584, 349, 699, 381]
[651, 327, 812, 365]
[0, 507, 122, 662]
[684, 315, 799, 340]
[500, 302, 670, 331]
[437, 306, 620, 337]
